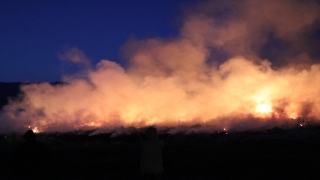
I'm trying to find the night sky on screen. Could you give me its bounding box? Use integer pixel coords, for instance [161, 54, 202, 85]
[0, 0, 193, 82]
[1, 0, 320, 83]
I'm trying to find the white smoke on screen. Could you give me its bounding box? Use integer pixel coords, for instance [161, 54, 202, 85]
[1, 0, 320, 134]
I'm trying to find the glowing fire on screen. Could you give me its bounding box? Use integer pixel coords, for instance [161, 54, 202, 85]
[28, 126, 39, 133]
[256, 103, 272, 113]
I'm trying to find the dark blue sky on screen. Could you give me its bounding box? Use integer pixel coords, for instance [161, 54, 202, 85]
[0, 0, 194, 82]
[2, 0, 320, 83]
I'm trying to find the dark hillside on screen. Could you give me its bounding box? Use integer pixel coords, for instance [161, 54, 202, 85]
[1, 128, 320, 179]
[0, 82, 22, 108]
[0, 82, 63, 109]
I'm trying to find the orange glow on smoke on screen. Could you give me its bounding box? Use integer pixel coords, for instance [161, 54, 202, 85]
[3, 56, 320, 133]
[1, 0, 320, 133]
[256, 103, 272, 114]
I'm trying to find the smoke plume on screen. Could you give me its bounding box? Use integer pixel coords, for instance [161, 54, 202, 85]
[1, 0, 320, 133]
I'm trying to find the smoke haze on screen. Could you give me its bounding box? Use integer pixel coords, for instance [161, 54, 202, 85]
[1, 0, 320, 133]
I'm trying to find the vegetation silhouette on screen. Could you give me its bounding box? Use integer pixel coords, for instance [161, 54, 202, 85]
[0, 124, 318, 179]
[140, 127, 164, 180]
[13, 130, 51, 179]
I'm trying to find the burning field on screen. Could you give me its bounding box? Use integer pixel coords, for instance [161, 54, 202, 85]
[2, 0, 320, 179]
[1, 0, 320, 134]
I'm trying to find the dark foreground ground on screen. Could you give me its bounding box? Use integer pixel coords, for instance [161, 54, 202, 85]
[1, 127, 320, 180]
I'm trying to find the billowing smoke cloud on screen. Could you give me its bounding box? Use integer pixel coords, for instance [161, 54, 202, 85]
[1, 0, 320, 133]
[58, 47, 93, 82]
[58, 47, 91, 65]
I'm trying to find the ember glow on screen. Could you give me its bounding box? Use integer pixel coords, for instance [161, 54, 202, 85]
[1, 0, 320, 133]
[28, 126, 39, 133]
[256, 103, 272, 114]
